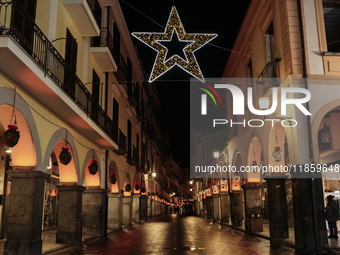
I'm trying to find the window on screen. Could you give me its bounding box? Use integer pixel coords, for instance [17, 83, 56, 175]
[246, 59, 253, 87]
[64, 29, 78, 97]
[112, 98, 119, 126]
[323, 1, 340, 52]
[90, 70, 100, 122]
[265, 22, 275, 63]
[127, 120, 132, 159]
[113, 22, 121, 63]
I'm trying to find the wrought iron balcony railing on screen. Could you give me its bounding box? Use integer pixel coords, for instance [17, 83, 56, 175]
[256, 62, 280, 98]
[0, 0, 118, 145]
[91, 27, 115, 55]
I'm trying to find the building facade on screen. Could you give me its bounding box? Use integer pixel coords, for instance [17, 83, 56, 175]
[0, 0, 185, 254]
[193, 0, 340, 250]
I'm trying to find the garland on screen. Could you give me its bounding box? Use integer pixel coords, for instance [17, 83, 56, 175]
[59, 147, 72, 165]
[3, 125, 20, 147]
[88, 160, 98, 175]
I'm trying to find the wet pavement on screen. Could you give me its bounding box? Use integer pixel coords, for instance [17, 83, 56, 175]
[47, 215, 300, 255]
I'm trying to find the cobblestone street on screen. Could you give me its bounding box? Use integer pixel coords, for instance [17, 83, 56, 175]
[48, 215, 297, 255]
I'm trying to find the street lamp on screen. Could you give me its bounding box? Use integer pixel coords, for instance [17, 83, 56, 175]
[214, 152, 219, 159]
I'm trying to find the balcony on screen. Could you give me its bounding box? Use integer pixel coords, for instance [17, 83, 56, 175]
[256, 62, 280, 98]
[62, 0, 101, 36]
[113, 54, 128, 84]
[91, 28, 117, 71]
[127, 145, 139, 166]
[0, 1, 117, 149]
[112, 127, 127, 155]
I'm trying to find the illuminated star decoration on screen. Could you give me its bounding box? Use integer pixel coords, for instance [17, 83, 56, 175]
[132, 6, 217, 83]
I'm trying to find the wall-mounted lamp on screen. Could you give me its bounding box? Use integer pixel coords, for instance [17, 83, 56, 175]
[190, 188, 193, 191]
[189, 180, 193, 185]
[152, 172, 156, 177]
[5, 148, 11, 154]
[259, 97, 270, 110]
[214, 152, 219, 159]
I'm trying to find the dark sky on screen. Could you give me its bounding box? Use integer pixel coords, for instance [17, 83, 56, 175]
[120, 0, 250, 167]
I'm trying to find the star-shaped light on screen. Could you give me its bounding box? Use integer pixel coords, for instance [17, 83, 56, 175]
[132, 6, 217, 83]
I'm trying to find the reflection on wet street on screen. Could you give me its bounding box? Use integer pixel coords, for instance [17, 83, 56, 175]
[48, 215, 299, 255]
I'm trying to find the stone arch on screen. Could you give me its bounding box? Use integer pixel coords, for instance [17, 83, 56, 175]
[133, 173, 140, 194]
[246, 137, 263, 182]
[312, 99, 340, 164]
[0, 87, 42, 170]
[43, 129, 80, 184]
[108, 161, 119, 193]
[83, 149, 101, 187]
[268, 122, 287, 168]
[123, 172, 131, 196]
[141, 179, 146, 195]
[231, 151, 243, 190]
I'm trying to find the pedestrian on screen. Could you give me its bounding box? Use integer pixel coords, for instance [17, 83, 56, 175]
[325, 195, 339, 238]
[170, 206, 172, 214]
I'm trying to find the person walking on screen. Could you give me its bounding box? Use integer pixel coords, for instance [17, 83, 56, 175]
[326, 195, 339, 238]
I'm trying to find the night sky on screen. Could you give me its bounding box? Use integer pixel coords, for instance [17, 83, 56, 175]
[120, 0, 250, 167]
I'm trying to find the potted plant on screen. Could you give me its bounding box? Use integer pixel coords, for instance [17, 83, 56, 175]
[135, 184, 140, 191]
[3, 125, 20, 147]
[59, 147, 72, 165]
[88, 160, 98, 175]
[272, 146, 283, 163]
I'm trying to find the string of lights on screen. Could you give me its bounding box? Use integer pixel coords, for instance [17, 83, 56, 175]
[121, 0, 340, 64]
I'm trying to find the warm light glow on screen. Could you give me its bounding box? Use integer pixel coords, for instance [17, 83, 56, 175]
[190, 188, 192, 191]
[131, 6, 217, 82]
[55, 141, 78, 183]
[47, 157, 52, 169]
[152, 172, 156, 177]
[84, 159, 100, 187]
[214, 152, 219, 159]
[189, 180, 193, 185]
[173, 192, 175, 195]
[5, 148, 12, 154]
[0, 105, 37, 167]
[259, 97, 270, 110]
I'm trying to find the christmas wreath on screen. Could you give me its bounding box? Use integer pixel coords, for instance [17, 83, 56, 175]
[59, 147, 72, 165]
[272, 146, 283, 163]
[125, 184, 131, 192]
[88, 160, 98, 175]
[3, 125, 20, 147]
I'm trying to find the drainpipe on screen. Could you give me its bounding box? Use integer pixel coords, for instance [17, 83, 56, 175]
[297, 0, 319, 249]
[104, 150, 109, 237]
